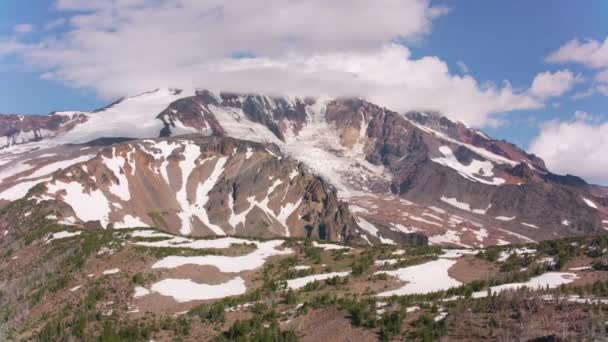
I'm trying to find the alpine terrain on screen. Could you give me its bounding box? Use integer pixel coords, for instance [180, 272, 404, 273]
[1, 88, 608, 341]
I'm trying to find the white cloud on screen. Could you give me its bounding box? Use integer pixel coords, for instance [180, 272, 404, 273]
[456, 61, 469, 74]
[529, 69, 582, 99]
[573, 110, 599, 123]
[547, 37, 608, 98]
[0, 0, 548, 127]
[13, 24, 35, 34]
[547, 37, 608, 69]
[530, 114, 608, 184]
[44, 18, 67, 31]
[595, 69, 608, 96]
[0, 40, 25, 56]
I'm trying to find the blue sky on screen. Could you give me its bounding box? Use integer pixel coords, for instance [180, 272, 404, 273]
[0, 0, 607, 182]
[411, 0, 608, 147]
[0, 0, 105, 113]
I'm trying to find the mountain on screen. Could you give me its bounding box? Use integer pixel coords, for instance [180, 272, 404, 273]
[3, 88, 608, 341]
[0, 88, 606, 247]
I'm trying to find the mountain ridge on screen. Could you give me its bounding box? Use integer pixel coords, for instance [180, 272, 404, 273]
[0, 88, 606, 247]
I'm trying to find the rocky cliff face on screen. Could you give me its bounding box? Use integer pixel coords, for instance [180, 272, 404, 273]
[21, 136, 377, 242]
[0, 88, 605, 247]
[0, 112, 86, 148]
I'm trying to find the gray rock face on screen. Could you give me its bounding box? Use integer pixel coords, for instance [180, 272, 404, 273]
[0, 113, 86, 148]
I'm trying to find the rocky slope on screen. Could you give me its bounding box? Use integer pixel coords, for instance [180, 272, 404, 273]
[2, 207, 608, 340]
[0, 88, 606, 246]
[32, 136, 365, 241]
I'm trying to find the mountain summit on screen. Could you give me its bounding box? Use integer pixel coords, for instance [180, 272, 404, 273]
[1, 88, 606, 247]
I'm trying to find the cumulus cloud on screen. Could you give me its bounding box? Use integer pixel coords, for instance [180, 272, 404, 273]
[529, 69, 582, 99]
[456, 61, 469, 74]
[530, 113, 608, 184]
[547, 37, 608, 97]
[0, 0, 549, 127]
[13, 24, 35, 34]
[547, 37, 608, 69]
[595, 69, 608, 96]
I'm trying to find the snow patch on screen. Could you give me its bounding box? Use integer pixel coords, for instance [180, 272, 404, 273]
[376, 259, 461, 296]
[286, 271, 350, 290]
[582, 197, 598, 209]
[495, 216, 516, 221]
[151, 240, 292, 272]
[102, 268, 120, 275]
[46, 230, 81, 243]
[312, 241, 351, 250]
[440, 196, 490, 214]
[431, 146, 505, 185]
[150, 277, 247, 302]
[46, 181, 112, 228]
[356, 217, 395, 244]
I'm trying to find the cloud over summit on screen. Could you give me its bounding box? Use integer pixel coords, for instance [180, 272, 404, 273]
[0, 0, 552, 127]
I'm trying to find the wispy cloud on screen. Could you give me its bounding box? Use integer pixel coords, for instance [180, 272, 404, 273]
[13, 24, 35, 34]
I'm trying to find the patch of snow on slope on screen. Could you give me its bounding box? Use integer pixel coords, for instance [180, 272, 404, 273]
[431, 146, 505, 185]
[282, 104, 389, 197]
[294, 265, 311, 270]
[496, 227, 536, 243]
[356, 217, 395, 244]
[376, 258, 461, 296]
[46, 181, 111, 227]
[429, 230, 470, 248]
[245, 147, 254, 160]
[133, 286, 151, 298]
[207, 96, 388, 196]
[391, 223, 419, 234]
[150, 277, 247, 302]
[277, 197, 302, 237]
[130, 230, 174, 239]
[0, 177, 52, 200]
[312, 241, 352, 250]
[582, 197, 598, 209]
[407, 120, 517, 166]
[176, 142, 202, 235]
[102, 150, 131, 201]
[496, 216, 516, 221]
[102, 268, 120, 275]
[140, 140, 178, 185]
[132, 234, 258, 249]
[428, 206, 446, 214]
[439, 249, 477, 259]
[521, 222, 540, 229]
[375, 259, 398, 266]
[287, 271, 351, 290]
[472, 272, 577, 298]
[46, 231, 81, 243]
[151, 240, 292, 272]
[114, 215, 149, 229]
[421, 212, 444, 222]
[193, 156, 229, 235]
[498, 247, 537, 262]
[0, 159, 35, 182]
[26, 154, 95, 179]
[440, 196, 490, 214]
[408, 215, 442, 227]
[57, 89, 191, 144]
